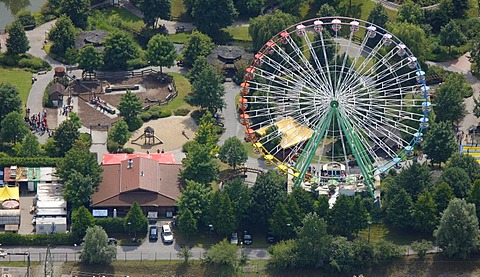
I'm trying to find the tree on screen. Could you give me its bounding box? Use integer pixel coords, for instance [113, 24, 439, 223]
[467, 180, 480, 220]
[317, 3, 337, 18]
[290, 186, 315, 215]
[367, 3, 388, 28]
[0, 83, 21, 123]
[18, 132, 42, 157]
[397, 0, 424, 24]
[433, 182, 454, 216]
[182, 31, 214, 68]
[223, 179, 251, 226]
[395, 162, 431, 200]
[387, 22, 428, 61]
[251, 170, 286, 229]
[60, 0, 90, 28]
[296, 213, 332, 268]
[219, 137, 247, 169]
[187, 65, 226, 114]
[48, 15, 76, 56]
[6, 21, 29, 55]
[204, 239, 238, 267]
[57, 141, 103, 191]
[440, 20, 467, 54]
[249, 10, 297, 52]
[80, 226, 117, 265]
[177, 207, 197, 239]
[180, 143, 219, 184]
[422, 121, 457, 166]
[108, 120, 131, 146]
[269, 202, 294, 240]
[188, 56, 209, 84]
[146, 34, 176, 74]
[285, 194, 302, 228]
[118, 90, 143, 127]
[315, 195, 330, 218]
[438, 167, 471, 198]
[439, 0, 470, 19]
[435, 198, 480, 259]
[278, 0, 303, 16]
[141, 0, 171, 28]
[52, 114, 81, 157]
[385, 187, 413, 229]
[191, 0, 238, 37]
[177, 246, 193, 263]
[103, 32, 139, 70]
[0, 111, 29, 144]
[208, 192, 236, 236]
[411, 240, 433, 259]
[433, 76, 466, 123]
[77, 45, 104, 73]
[193, 111, 220, 152]
[16, 10, 36, 28]
[71, 206, 94, 242]
[177, 180, 212, 225]
[411, 192, 438, 233]
[234, 0, 264, 17]
[447, 153, 480, 182]
[124, 202, 148, 238]
[329, 195, 367, 237]
[63, 171, 95, 209]
[267, 239, 298, 269]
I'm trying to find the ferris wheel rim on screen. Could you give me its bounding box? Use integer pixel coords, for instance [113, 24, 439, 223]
[240, 16, 430, 187]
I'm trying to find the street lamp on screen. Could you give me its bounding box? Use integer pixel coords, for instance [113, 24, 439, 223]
[367, 221, 372, 243]
[208, 224, 213, 239]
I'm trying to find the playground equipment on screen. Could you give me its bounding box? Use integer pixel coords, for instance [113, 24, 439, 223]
[131, 126, 164, 145]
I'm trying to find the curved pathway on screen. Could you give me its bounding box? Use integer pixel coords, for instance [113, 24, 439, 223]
[370, 0, 440, 11]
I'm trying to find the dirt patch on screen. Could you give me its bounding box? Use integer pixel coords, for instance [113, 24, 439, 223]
[124, 116, 198, 152]
[72, 75, 173, 129]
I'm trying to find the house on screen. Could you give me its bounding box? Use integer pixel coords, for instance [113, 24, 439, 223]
[91, 154, 183, 218]
[49, 82, 65, 107]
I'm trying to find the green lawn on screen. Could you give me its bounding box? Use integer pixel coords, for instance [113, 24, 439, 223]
[168, 32, 191, 44]
[223, 26, 252, 42]
[0, 67, 32, 107]
[358, 223, 433, 245]
[89, 8, 144, 33]
[166, 72, 192, 111]
[171, 0, 191, 21]
[300, 0, 397, 21]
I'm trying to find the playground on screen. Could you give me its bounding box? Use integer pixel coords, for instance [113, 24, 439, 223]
[124, 116, 198, 152]
[74, 74, 175, 129]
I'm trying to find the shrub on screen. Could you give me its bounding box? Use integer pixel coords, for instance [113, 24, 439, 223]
[127, 58, 148, 70]
[127, 117, 143, 132]
[0, 157, 62, 167]
[43, 81, 54, 108]
[107, 140, 120, 153]
[0, 232, 75, 245]
[174, 108, 190, 116]
[140, 111, 152, 122]
[159, 109, 172, 118]
[79, 132, 92, 147]
[18, 57, 51, 72]
[123, 147, 134, 154]
[94, 217, 126, 234]
[182, 141, 197, 153]
[0, 54, 21, 66]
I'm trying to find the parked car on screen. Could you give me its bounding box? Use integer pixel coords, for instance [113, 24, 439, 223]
[149, 226, 158, 241]
[230, 232, 238, 245]
[243, 231, 252, 245]
[161, 224, 174, 244]
[266, 233, 275, 244]
[108, 238, 118, 245]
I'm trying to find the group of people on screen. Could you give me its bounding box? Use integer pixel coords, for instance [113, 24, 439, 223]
[25, 108, 51, 136]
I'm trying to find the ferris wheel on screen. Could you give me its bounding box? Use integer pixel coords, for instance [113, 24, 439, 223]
[239, 17, 430, 196]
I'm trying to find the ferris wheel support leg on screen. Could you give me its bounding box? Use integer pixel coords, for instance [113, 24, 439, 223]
[336, 110, 375, 197]
[293, 108, 335, 188]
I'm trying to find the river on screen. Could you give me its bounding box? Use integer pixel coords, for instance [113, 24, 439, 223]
[0, 0, 48, 31]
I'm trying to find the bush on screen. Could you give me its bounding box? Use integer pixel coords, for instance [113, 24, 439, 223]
[159, 109, 172, 118]
[107, 140, 120, 153]
[127, 117, 143, 132]
[127, 58, 148, 70]
[140, 111, 152, 122]
[18, 56, 51, 72]
[0, 157, 62, 168]
[174, 108, 190, 116]
[0, 232, 75, 245]
[43, 81, 54, 108]
[94, 217, 126, 234]
[79, 132, 92, 147]
[123, 147, 135, 154]
[0, 54, 21, 66]
[140, 107, 172, 122]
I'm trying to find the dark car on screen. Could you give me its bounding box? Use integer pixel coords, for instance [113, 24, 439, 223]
[149, 226, 158, 241]
[266, 233, 275, 244]
[243, 231, 252, 245]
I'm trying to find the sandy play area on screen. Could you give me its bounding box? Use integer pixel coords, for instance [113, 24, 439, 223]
[124, 116, 198, 152]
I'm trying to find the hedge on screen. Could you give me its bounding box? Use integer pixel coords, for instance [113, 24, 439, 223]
[0, 157, 62, 168]
[95, 217, 126, 234]
[0, 232, 75, 246]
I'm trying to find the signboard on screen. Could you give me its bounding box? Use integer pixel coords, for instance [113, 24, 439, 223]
[92, 209, 108, 217]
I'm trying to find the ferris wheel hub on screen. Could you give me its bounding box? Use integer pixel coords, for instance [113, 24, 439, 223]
[330, 100, 339, 108]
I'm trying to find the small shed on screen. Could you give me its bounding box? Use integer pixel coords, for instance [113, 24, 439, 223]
[49, 82, 65, 107]
[75, 30, 109, 51]
[35, 217, 67, 234]
[208, 45, 249, 78]
[54, 66, 65, 77]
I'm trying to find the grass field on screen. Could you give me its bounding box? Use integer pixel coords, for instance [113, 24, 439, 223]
[167, 72, 192, 111]
[223, 26, 252, 42]
[0, 67, 32, 108]
[358, 223, 433, 245]
[168, 32, 191, 44]
[89, 8, 143, 33]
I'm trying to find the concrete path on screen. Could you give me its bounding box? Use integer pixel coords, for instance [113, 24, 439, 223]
[370, 0, 440, 11]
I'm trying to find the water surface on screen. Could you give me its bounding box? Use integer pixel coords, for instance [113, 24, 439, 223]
[0, 0, 48, 31]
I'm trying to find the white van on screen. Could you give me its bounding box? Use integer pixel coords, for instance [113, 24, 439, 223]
[161, 224, 173, 244]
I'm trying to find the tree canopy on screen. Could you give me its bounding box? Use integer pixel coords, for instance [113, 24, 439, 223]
[118, 90, 143, 128]
[438, 167, 471, 198]
[191, 0, 238, 36]
[182, 31, 214, 68]
[80, 226, 117, 265]
[71, 206, 94, 242]
[60, 0, 90, 28]
[180, 143, 219, 184]
[6, 21, 29, 55]
[422, 121, 457, 166]
[52, 114, 81, 157]
[446, 153, 480, 182]
[18, 132, 42, 157]
[77, 45, 104, 73]
[223, 178, 252, 227]
[108, 120, 131, 146]
[440, 20, 467, 54]
[387, 21, 428, 61]
[251, 170, 286, 228]
[397, 0, 424, 24]
[141, 0, 171, 28]
[177, 180, 212, 226]
[0, 83, 22, 123]
[395, 162, 431, 200]
[433, 74, 466, 123]
[146, 34, 176, 73]
[249, 10, 297, 52]
[435, 198, 480, 259]
[411, 192, 438, 233]
[207, 192, 236, 236]
[103, 32, 139, 70]
[367, 3, 388, 28]
[124, 202, 148, 237]
[49, 15, 76, 56]
[219, 137, 248, 169]
[187, 65, 226, 114]
[0, 111, 29, 144]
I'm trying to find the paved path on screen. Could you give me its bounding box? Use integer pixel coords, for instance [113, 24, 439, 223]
[370, 0, 440, 11]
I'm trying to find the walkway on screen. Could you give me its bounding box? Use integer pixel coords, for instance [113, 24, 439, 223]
[370, 0, 440, 11]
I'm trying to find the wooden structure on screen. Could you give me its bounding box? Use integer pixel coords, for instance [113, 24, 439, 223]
[49, 82, 66, 107]
[132, 126, 164, 145]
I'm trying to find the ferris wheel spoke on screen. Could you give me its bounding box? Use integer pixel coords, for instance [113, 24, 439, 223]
[303, 33, 334, 93]
[334, 31, 356, 92]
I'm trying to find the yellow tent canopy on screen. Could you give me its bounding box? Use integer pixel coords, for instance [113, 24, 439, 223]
[0, 186, 19, 202]
[256, 117, 313, 150]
